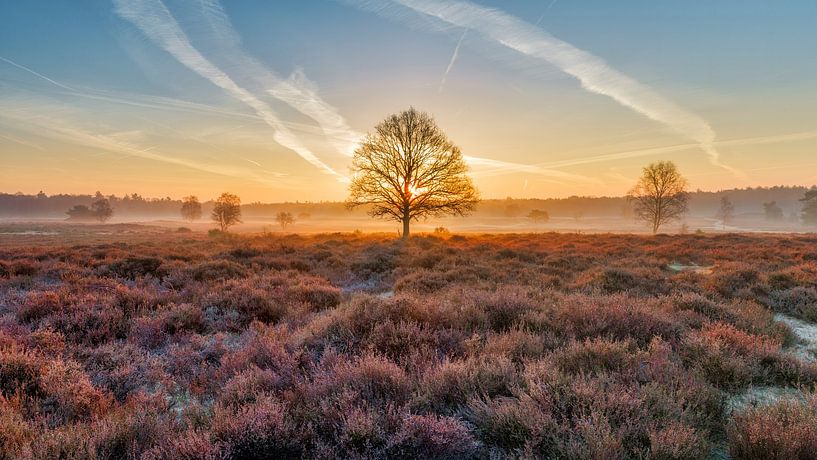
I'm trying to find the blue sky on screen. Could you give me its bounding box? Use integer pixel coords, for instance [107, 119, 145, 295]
[2, 0, 816, 201]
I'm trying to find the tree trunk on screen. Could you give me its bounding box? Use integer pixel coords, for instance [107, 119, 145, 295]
[402, 215, 410, 240]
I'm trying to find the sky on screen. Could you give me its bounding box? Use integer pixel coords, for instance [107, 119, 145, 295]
[1, 0, 817, 202]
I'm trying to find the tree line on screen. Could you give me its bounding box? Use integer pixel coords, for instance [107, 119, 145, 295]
[4, 187, 814, 223]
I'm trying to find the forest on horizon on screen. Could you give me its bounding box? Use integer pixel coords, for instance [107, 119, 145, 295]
[1, 185, 815, 221]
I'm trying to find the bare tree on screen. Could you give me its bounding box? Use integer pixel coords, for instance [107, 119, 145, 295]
[801, 189, 817, 226]
[763, 201, 784, 221]
[181, 195, 202, 222]
[211, 193, 242, 232]
[527, 209, 549, 224]
[346, 108, 479, 239]
[715, 195, 735, 229]
[91, 199, 114, 223]
[276, 211, 294, 231]
[628, 161, 689, 234]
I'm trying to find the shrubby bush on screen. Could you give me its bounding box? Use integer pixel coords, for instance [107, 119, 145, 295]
[768, 286, 817, 322]
[728, 394, 817, 459]
[107, 256, 164, 279]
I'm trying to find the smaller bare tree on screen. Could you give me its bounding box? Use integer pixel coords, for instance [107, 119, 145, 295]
[181, 196, 202, 222]
[91, 199, 114, 223]
[763, 201, 784, 221]
[211, 193, 242, 232]
[276, 211, 294, 231]
[715, 195, 735, 229]
[628, 161, 689, 234]
[802, 189, 817, 226]
[527, 209, 549, 224]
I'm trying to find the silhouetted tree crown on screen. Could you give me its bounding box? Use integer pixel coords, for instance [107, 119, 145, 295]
[716, 195, 735, 228]
[628, 161, 688, 234]
[180, 196, 202, 222]
[346, 108, 479, 239]
[91, 199, 114, 223]
[801, 189, 817, 226]
[211, 193, 242, 231]
[527, 209, 550, 223]
[763, 201, 784, 221]
[67, 199, 113, 223]
[276, 211, 294, 230]
[66, 205, 93, 221]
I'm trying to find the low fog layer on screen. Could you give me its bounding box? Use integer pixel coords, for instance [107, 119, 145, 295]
[1, 186, 815, 234]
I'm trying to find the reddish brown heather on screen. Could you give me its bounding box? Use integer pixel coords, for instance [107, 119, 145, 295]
[0, 229, 816, 458]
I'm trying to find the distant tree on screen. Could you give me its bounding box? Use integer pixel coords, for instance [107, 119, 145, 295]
[211, 193, 242, 231]
[628, 161, 689, 234]
[180, 195, 202, 222]
[346, 108, 479, 240]
[715, 196, 735, 228]
[91, 199, 114, 223]
[503, 198, 522, 218]
[801, 189, 817, 226]
[66, 205, 94, 221]
[763, 201, 784, 221]
[275, 211, 295, 231]
[527, 209, 550, 224]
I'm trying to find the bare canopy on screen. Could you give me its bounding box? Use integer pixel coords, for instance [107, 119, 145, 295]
[628, 161, 689, 234]
[346, 108, 479, 239]
[211, 192, 242, 232]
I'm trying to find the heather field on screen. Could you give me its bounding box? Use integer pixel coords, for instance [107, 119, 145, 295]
[3, 226, 817, 459]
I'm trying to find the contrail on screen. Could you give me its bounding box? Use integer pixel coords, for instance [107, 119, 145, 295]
[113, 0, 346, 180]
[346, 0, 742, 177]
[2, 52, 587, 184]
[1, 58, 352, 140]
[463, 155, 599, 184]
[529, 129, 817, 170]
[196, 0, 362, 157]
[267, 68, 363, 156]
[0, 110, 287, 185]
[439, 29, 467, 93]
[0, 55, 75, 92]
[534, 0, 557, 26]
[120, 0, 595, 181]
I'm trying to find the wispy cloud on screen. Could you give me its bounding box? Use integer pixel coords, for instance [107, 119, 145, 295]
[195, 0, 362, 157]
[196, 0, 589, 182]
[267, 69, 362, 157]
[346, 0, 743, 177]
[113, 0, 346, 180]
[0, 109, 286, 185]
[0, 133, 45, 151]
[463, 155, 598, 184]
[4, 44, 581, 185]
[530, 129, 817, 170]
[439, 29, 467, 93]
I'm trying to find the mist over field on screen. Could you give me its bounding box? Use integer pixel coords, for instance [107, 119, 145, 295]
[2, 186, 816, 234]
